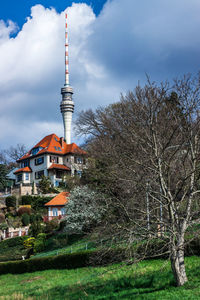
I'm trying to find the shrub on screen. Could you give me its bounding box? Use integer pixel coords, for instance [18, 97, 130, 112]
[0, 223, 8, 231]
[34, 233, 47, 253]
[23, 237, 35, 249]
[31, 196, 52, 210]
[5, 196, 16, 208]
[29, 220, 43, 237]
[21, 213, 30, 226]
[18, 207, 31, 216]
[21, 195, 32, 205]
[0, 236, 26, 249]
[30, 214, 36, 224]
[64, 186, 105, 234]
[45, 218, 59, 233]
[35, 214, 43, 221]
[38, 176, 52, 194]
[0, 213, 5, 223]
[7, 216, 22, 229]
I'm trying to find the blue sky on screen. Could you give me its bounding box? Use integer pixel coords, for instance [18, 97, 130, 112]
[0, 0, 106, 27]
[0, 0, 200, 150]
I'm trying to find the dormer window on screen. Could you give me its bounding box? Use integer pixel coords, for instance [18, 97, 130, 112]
[54, 146, 62, 152]
[31, 147, 43, 156]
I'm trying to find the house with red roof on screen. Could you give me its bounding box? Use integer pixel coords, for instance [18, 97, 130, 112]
[45, 191, 69, 221]
[14, 133, 87, 194]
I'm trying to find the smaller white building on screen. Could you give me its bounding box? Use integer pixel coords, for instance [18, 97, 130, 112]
[45, 191, 69, 221]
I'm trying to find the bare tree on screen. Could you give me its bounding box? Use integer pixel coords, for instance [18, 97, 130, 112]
[76, 74, 200, 286]
[5, 144, 27, 163]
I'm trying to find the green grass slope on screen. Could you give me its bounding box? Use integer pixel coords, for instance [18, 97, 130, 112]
[32, 237, 96, 259]
[1, 256, 200, 299]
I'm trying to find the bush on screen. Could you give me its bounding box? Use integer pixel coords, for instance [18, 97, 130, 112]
[30, 214, 38, 224]
[0, 223, 8, 231]
[0, 236, 26, 249]
[7, 216, 22, 229]
[21, 213, 30, 226]
[21, 195, 32, 205]
[23, 237, 35, 249]
[31, 196, 52, 210]
[18, 207, 31, 216]
[45, 218, 59, 233]
[34, 233, 47, 253]
[64, 186, 105, 234]
[5, 196, 16, 208]
[29, 220, 43, 237]
[38, 176, 52, 194]
[0, 213, 5, 223]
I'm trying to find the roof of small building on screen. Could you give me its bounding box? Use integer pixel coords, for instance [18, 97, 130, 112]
[17, 133, 87, 162]
[45, 191, 69, 206]
[14, 167, 32, 174]
[48, 164, 70, 171]
[6, 167, 18, 180]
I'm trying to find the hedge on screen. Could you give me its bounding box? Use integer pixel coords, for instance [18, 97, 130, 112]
[0, 236, 200, 275]
[0, 236, 27, 249]
[0, 250, 93, 275]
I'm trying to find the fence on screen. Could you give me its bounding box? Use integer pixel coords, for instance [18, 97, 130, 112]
[32, 235, 135, 259]
[1, 227, 29, 240]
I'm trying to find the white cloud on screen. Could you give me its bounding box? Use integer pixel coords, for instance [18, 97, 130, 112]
[1, 0, 200, 150]
[0, 3, 96, 149]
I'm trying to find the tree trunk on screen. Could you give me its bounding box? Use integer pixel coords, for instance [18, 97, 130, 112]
[170, 236, 188, 286]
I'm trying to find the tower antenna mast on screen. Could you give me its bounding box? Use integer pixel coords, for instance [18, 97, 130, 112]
[65, 13, 69, 86]
[60, 13, 74, 144]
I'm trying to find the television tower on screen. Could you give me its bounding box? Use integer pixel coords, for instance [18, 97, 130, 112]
[60, 13, 74, 144]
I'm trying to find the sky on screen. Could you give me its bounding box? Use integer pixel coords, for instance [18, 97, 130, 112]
[0, 0, 200, 150]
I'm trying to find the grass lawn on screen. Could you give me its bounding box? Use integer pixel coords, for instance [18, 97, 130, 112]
[0, 256, 200, 299]
[32, 237, 96, 259]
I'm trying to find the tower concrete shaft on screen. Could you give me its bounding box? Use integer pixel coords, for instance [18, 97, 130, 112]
[60, 13, 74, 144]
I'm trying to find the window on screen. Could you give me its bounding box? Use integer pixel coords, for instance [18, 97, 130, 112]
[25, 173, 29, 180]
[20, 160, 29, 168]
[48, 207, 51, 216]
[35, 170, 44, 179]
[76, 170, 82, 177]
[35, 157, 44, 165]
[54, 146, 62, 152]
[52, 208, 58, 216]
[56, 170, 63, 179]
[17, 174, 22, 182]
[61, 208, 66, 215]
[50, 156, 59, 163]
[31, 147, 43, 156]
[74, 157, 83, 164]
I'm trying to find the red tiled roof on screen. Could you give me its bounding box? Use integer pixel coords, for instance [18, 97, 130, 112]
[48, 164, 70, 171]
[45, 192, 69, 206]
[14, 167, 32, 174]
[17, 133, 87, 161]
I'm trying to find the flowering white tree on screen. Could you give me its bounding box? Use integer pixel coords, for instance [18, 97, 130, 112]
[64, 186, 106, 234]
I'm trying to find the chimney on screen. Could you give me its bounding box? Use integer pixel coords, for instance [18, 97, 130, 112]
[60, 137, 64, 148]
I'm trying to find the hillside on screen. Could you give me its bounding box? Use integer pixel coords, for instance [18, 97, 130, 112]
[0, 256, 200, 299]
